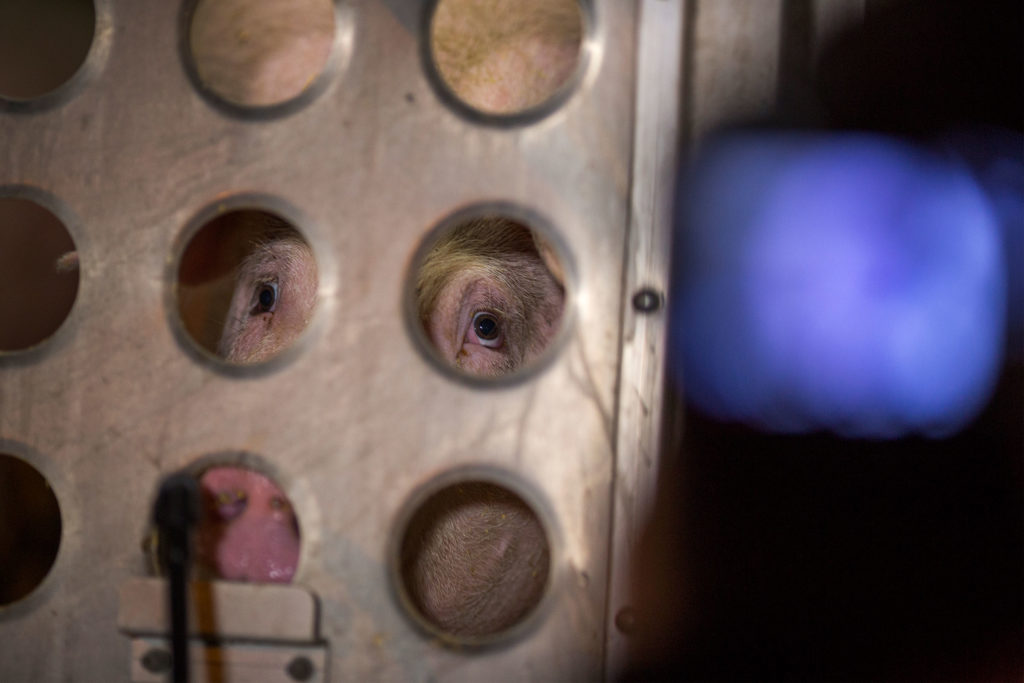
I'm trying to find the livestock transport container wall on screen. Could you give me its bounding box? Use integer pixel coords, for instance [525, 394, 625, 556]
[0, 1, 865, 680]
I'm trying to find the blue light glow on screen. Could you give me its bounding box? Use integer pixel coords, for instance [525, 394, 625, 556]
[673, 133, 1008, 437]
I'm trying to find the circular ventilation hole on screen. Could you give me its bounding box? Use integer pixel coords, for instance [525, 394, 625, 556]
[429, 0, 584, 117]
[176, 208, 318, 365]
[189, 0, 335, 109]
[398, 481, 551, 639]
[0, 196, 79, 353]
[0, 0, 95, 100]
[410, 211, 568, 380]
[0, 454, 62, 606]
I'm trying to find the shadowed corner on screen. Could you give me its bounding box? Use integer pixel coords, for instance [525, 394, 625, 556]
[625, 2, 1023, 680]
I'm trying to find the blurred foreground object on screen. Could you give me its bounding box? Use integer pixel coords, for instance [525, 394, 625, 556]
[673, 131, 1013, 437]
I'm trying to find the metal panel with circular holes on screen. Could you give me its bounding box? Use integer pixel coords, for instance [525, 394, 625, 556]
[1, 0, 645, 680]
[2, 0, 865, 679]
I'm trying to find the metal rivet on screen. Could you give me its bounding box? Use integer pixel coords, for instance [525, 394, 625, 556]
[286, 656, 315, 681]
[141, 648, 172, 674]
[615, 606, 637, 635]
[632, 288, 662, 313]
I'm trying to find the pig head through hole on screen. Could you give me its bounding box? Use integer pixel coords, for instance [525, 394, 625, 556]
[214, 213, 318, 364]
[400, 482, 551, 638]
[416, 216, 565, 378]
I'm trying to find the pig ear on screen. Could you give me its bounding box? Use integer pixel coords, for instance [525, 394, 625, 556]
[532, 232, 565, 288]
[55, 250, 79, 273]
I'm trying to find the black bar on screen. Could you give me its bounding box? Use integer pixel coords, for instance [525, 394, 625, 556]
[153, 473, 200, 683]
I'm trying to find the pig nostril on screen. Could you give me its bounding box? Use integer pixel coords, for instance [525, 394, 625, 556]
[0, 453, 62, 607]
[189, 464, 301, 584]
[0, 193, 80, 353]
[0, 0, 95, 101]
[396, 480, 552, 640]
[213, 489, 248, 520]
[427, 0, 586, 119]
[187, 0, 336, 110]
[175, 206, 318, 366]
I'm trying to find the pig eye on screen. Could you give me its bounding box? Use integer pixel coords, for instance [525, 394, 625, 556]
[254, 282, 278, 314]
[471, 311, 503, 348]
[213, 489, 248, 521]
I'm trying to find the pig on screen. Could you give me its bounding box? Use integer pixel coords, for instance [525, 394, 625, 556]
[216, 216, 318, 364]
[184, 0, 573, 637]
[189, 0, 335, 108]
[193, 466, 300, 583]
[188, 0, 582, 114]
[430, 0, 584, 114]
[202, 217, 560, 633]
[416, 217, 565, 377]
[400, 483, 550, 637]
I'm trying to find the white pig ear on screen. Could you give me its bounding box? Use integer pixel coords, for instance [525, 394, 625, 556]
[55, 250, 79, 273]
[532, 233, 564, 288]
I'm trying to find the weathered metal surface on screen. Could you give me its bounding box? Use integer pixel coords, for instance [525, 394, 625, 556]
[118, 578, 319, 642]
[127, 638, 328, 683]
[1, 0, 878, 677]
[604, 0, 684, 677]
[0, 0, 642, 680]
[0, 0, 876, 678]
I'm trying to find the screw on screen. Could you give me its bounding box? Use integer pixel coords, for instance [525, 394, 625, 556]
[632, 288, 662, 313]
[286, 656, 315, 681]
[140, 648, 172, 674]
[615, 606, 637, 635]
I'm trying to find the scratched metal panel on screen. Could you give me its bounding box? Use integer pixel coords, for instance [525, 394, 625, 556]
[0, 1, 636, 681]
[603, 0, 684, 677]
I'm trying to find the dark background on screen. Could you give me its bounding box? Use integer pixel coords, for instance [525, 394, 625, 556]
[629, 1, 1023, 680]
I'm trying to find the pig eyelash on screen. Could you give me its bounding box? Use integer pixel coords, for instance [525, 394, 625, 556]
[468, 310, 504, 349]
[250, 281, 279, 315]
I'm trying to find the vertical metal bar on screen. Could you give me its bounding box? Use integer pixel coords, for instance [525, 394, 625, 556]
[168, 568, 189, 683]
[605, 0, 685, 678]
[153, 474, 199, 683]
